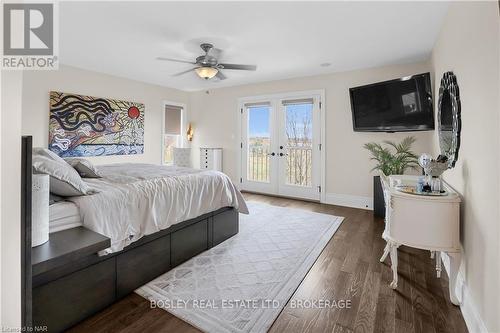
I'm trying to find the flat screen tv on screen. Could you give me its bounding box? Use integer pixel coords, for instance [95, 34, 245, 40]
[349, 72, 434, 132]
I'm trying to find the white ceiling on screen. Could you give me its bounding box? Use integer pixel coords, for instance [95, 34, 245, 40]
[59, 1, 449, 92]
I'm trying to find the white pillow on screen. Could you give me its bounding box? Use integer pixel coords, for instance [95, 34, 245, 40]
[65, 158, 102, 178]
[32, 155, 97, 197]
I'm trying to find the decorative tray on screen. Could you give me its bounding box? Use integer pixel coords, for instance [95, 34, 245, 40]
[395, 185, 448, 196]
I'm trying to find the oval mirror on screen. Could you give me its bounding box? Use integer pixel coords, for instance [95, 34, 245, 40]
[438, 72, 461, 168]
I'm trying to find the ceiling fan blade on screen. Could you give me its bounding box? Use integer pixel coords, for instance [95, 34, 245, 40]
[219, 63, 257, 71]
[172, 67, 197, 77]
[157, 57, 196, 64]
[215, 71, 227, 81]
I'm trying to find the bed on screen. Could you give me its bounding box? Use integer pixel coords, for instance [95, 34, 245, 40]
[32, 156, 248, 332]
[64, 163, 248, 254]
[47, 163, 248, 236]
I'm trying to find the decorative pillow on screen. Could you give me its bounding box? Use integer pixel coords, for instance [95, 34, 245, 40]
[32, 155, 97, 197]
[64, 158, 102, 178]
[33, 147, 65, 162]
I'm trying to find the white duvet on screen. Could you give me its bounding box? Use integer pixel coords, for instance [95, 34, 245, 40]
[68, 163, 248, 255]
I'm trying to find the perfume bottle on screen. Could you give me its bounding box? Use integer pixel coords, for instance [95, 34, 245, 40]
[431, 177, 442, 193]
[423, 174, 432, 192]
[416, 177, 425, 193]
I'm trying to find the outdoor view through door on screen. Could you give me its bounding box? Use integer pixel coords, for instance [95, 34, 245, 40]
[283, 99, 313, 187]
[241, 93, 321, 200]
[248, 104, 271, 183]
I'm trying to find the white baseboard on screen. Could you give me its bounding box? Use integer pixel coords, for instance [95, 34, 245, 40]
[440, 252, 488, 333]
[323, 193, 373, 210]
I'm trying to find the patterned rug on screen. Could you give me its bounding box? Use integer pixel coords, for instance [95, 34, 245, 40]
[136, 201, 344, 333]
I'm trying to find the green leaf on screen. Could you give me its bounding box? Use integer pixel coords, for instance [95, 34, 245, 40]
[363, 136, 419, 176]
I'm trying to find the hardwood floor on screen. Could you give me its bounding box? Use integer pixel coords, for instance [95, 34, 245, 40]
[70, 193, 468, 333]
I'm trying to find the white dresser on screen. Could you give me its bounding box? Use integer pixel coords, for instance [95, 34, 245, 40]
[380, 175, 462, 305]
[200, 148, 223, 171]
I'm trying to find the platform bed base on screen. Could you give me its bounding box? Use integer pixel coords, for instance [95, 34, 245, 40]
[32, 207, 239, 332]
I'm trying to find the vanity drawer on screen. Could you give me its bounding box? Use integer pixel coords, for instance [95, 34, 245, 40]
[391, 196, 460, 250]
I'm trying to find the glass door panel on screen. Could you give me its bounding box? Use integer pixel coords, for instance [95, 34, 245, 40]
[248, 106, 271, 183]
[241, 102, 278, 194]
[278, 97, 320, 200]
[284, 103, 313, 187]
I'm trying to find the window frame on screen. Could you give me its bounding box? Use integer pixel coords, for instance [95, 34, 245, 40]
[161, 101, 187, 165]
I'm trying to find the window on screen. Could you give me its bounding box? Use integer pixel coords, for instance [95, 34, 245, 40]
[163, 104, 183, 164]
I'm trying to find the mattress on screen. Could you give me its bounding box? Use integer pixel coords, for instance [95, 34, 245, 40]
[49, 201, 82, 233]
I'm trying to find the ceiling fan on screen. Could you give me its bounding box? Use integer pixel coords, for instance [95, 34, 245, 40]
[157, 43, 257, 80]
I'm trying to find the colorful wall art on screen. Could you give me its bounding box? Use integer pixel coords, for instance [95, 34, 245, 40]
[49, 91, 145, 157]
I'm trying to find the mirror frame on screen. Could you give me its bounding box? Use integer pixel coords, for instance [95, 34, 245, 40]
[438, 71, 461, 168]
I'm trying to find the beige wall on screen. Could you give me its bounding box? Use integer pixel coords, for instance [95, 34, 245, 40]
[21, 61, 435, 201]
[22, 65, 189, 165]
[1, 71, 24, 327]
[431, 2, 499, 332]
[189, 61, 434, 198]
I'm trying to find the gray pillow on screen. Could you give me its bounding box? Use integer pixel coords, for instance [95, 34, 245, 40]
[65, 158, 102, 178]
[33, 147, 65, 162]
[32, 155, 97, 196]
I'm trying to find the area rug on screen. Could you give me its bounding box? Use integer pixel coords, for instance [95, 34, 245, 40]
[136, 201, 344, 333]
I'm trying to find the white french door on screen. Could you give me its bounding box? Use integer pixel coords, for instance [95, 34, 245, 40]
[241, 100, 276, 194]
[240, 93, 322, 201]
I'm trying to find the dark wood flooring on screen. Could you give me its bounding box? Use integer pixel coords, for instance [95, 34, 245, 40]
[69, 193, 468, 333]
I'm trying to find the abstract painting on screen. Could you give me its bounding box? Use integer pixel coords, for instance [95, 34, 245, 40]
[49, 91, 144, 157]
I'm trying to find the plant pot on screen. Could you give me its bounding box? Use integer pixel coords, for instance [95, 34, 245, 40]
[373, 175, 385, 218]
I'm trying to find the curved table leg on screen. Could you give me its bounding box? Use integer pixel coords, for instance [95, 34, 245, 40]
[389, 244, 399, 289]
[447, 251, 462, 305]
[435, 251, 442, 278]
[380, 243, 390, 262]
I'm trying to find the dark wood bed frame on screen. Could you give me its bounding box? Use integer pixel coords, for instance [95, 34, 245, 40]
[22, 137, 240, 332]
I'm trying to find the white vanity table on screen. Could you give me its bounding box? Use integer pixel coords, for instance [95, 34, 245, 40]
[380, 174, 462, 305]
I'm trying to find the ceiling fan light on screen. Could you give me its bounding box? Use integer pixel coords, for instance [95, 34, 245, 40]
[195, 66, 218, 79]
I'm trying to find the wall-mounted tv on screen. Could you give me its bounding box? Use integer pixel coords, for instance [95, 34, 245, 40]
[349, 72, 434, 132]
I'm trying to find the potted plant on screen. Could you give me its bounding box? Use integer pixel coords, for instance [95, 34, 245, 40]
[364, 136, 419, 217]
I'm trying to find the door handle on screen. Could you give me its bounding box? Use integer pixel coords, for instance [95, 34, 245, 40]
[279, 145, 284, 149]
[267, 152, 276, 156]
[279, 152, 288, 157]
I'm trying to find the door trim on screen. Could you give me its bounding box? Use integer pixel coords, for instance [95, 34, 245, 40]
[237, 89, 326, 203]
